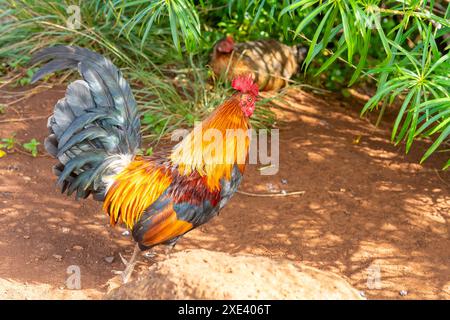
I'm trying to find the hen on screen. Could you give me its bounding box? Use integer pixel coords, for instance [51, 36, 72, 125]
[210, 36, 306, 91]
[30, 46, 258, 282]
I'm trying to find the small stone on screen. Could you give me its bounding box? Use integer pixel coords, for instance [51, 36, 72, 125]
[399, 290, 408, 296]
[53, 254, 63, 262]
[104, 256, 115, 264]
[144, 252, 156, 259]
[359, 291, 366, 298]
[340, 188, 346, 192]
[122, 230, 130, 236]
[23, 235, 30, 239]
[281, 179, 288, 185]
[0, 191, 12, 198]
[61, 227, 71, 233]
[23, 176, 31, 181]
[7, 165, 19, 171]
[281, 190, 287, 195]
[225, 267, 233, 273]
[72, 245, 83, 251]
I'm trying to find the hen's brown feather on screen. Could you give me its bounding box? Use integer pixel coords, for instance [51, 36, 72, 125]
[210, 39, 303, 91]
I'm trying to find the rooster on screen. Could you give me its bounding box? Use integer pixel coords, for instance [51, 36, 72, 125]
[30, 46, 258, 283]
[210, 36, 307, 91]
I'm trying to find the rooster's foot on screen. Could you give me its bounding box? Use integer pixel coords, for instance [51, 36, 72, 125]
[111, 243, 141, 284]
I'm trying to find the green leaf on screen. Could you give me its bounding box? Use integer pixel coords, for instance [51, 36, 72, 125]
[392, 88, 417, 142]
[374, 14, 392, 61]
[338, 3, 354, 62]
[303, 7, 333, 70]
[421, 125, 450, 163]
[443, 159, 450, 170]
[293, 2, 329, 37]
[145, 147, 153, 156]
[349, 28, 371, 86]
[405, 88, 421, 153]
[1, 136, 16, 150]
[314, 42, 347, 76]
[22, 138, 40, 157]
[279, 0, 316, 17]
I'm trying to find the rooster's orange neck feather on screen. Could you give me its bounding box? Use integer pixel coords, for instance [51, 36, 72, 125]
[170, 95, 251, 190]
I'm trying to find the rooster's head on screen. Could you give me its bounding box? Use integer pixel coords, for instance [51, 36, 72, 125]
[232, 75, 259, 117]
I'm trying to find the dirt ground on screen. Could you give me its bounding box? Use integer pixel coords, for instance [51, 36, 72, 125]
[0, 85, 448, 299]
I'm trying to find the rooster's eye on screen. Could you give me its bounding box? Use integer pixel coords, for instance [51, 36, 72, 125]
[247, 96, 252, 102]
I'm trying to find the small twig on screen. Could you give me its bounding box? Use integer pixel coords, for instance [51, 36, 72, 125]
[434, 169, 449, 187]
[0, 84, 54, 95]
[0, 73, 23, 89]
[237, 190, 305, 197]
[0, 115, 49, 124]
[0, 104, 21, 117]
[375, 99, 388, 127]
[12, 147, 50, 158]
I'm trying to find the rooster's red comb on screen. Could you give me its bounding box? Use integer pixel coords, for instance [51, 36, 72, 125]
[231, 75, 259, 96]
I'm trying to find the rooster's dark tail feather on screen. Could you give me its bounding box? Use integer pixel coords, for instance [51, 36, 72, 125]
[31, 46, 141, 200]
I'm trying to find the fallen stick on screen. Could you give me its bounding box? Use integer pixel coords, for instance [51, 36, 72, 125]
[434, 169, 449, 186]
[237, 190, 305, 197]
[0, 115, 49, 123]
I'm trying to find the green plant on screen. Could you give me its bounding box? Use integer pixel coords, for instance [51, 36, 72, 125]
[280, 0, 450, 166]
[22, 138, 40, 157]
[145, 147, 153, 156]
[18, 68, 35, 86]
[1, 135, 17, 150]
[112, 0, 201, 53]
[0, 134, 17, 157]
[362, 23, 450, 163]
[0, 0, 449, 167]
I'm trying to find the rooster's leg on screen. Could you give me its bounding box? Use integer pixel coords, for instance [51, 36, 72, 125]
[112, 243, 141, 284]
[162, 236, 179, 255]
[164, 241, 177, 255]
